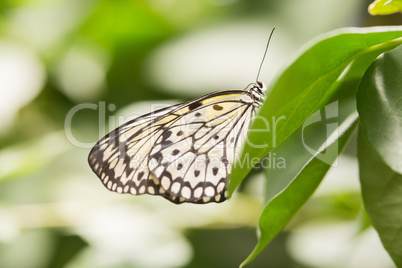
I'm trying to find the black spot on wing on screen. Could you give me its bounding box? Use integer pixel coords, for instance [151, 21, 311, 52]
[213, 104, 223, 111]
[151, 152, 163, 163]
[162, 130, 172, 140]
[189, 101, 202, 111]
[221, 157, 229, 165]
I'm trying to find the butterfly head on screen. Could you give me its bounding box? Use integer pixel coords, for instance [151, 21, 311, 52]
[249, 81, 267, 104]
[256, 81, 267, 93]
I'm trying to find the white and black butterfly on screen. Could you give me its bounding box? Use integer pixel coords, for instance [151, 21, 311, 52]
[88, 82, 267, 204]
[88, 29, 275, 204]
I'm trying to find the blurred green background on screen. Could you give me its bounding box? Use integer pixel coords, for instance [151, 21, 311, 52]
[0, 0, 401, 267]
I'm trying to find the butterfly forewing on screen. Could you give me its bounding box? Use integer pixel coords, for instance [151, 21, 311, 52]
[88, 103, 182, 195]
[88, 85, 266, 204]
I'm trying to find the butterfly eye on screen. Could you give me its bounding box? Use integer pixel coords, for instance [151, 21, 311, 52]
[256, 81, 263, 88]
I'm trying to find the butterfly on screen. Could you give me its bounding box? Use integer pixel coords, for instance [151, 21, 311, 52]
[88, 29, 275, 204]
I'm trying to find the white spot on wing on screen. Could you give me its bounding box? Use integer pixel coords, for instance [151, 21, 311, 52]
[181, 187, 191, 199]
[205, 186, 215, 197]
[217, 182, 225, 193]
[171, 182, 181, 194]
[161, 176, 171, 190]
[139, 185, 145, 194]
[194, 187, 203, 199]
[148, 186, 155, 194]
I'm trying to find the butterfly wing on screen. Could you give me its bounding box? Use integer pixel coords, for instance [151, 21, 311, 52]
[88, 90, 257, 203]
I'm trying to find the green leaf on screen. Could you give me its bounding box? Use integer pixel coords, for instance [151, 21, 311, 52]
[262, 38, 398, 203]
[264, 77, 358, 203]
[241, 115, 359, 267]
[229, 26, 402, 194]
[357, 45, 402, 174]
[368, 0, 402, 15]
[358, 129, 402, 267]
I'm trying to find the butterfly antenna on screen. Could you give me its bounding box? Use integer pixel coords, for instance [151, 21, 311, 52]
[256, 28, 275, 83]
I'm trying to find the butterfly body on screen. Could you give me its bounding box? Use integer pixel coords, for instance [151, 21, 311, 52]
[88, 81, 267, 204]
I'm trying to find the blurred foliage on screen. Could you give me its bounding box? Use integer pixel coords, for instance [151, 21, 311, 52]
[46, 233, 88, 268]
[0, 0, 401, 267]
